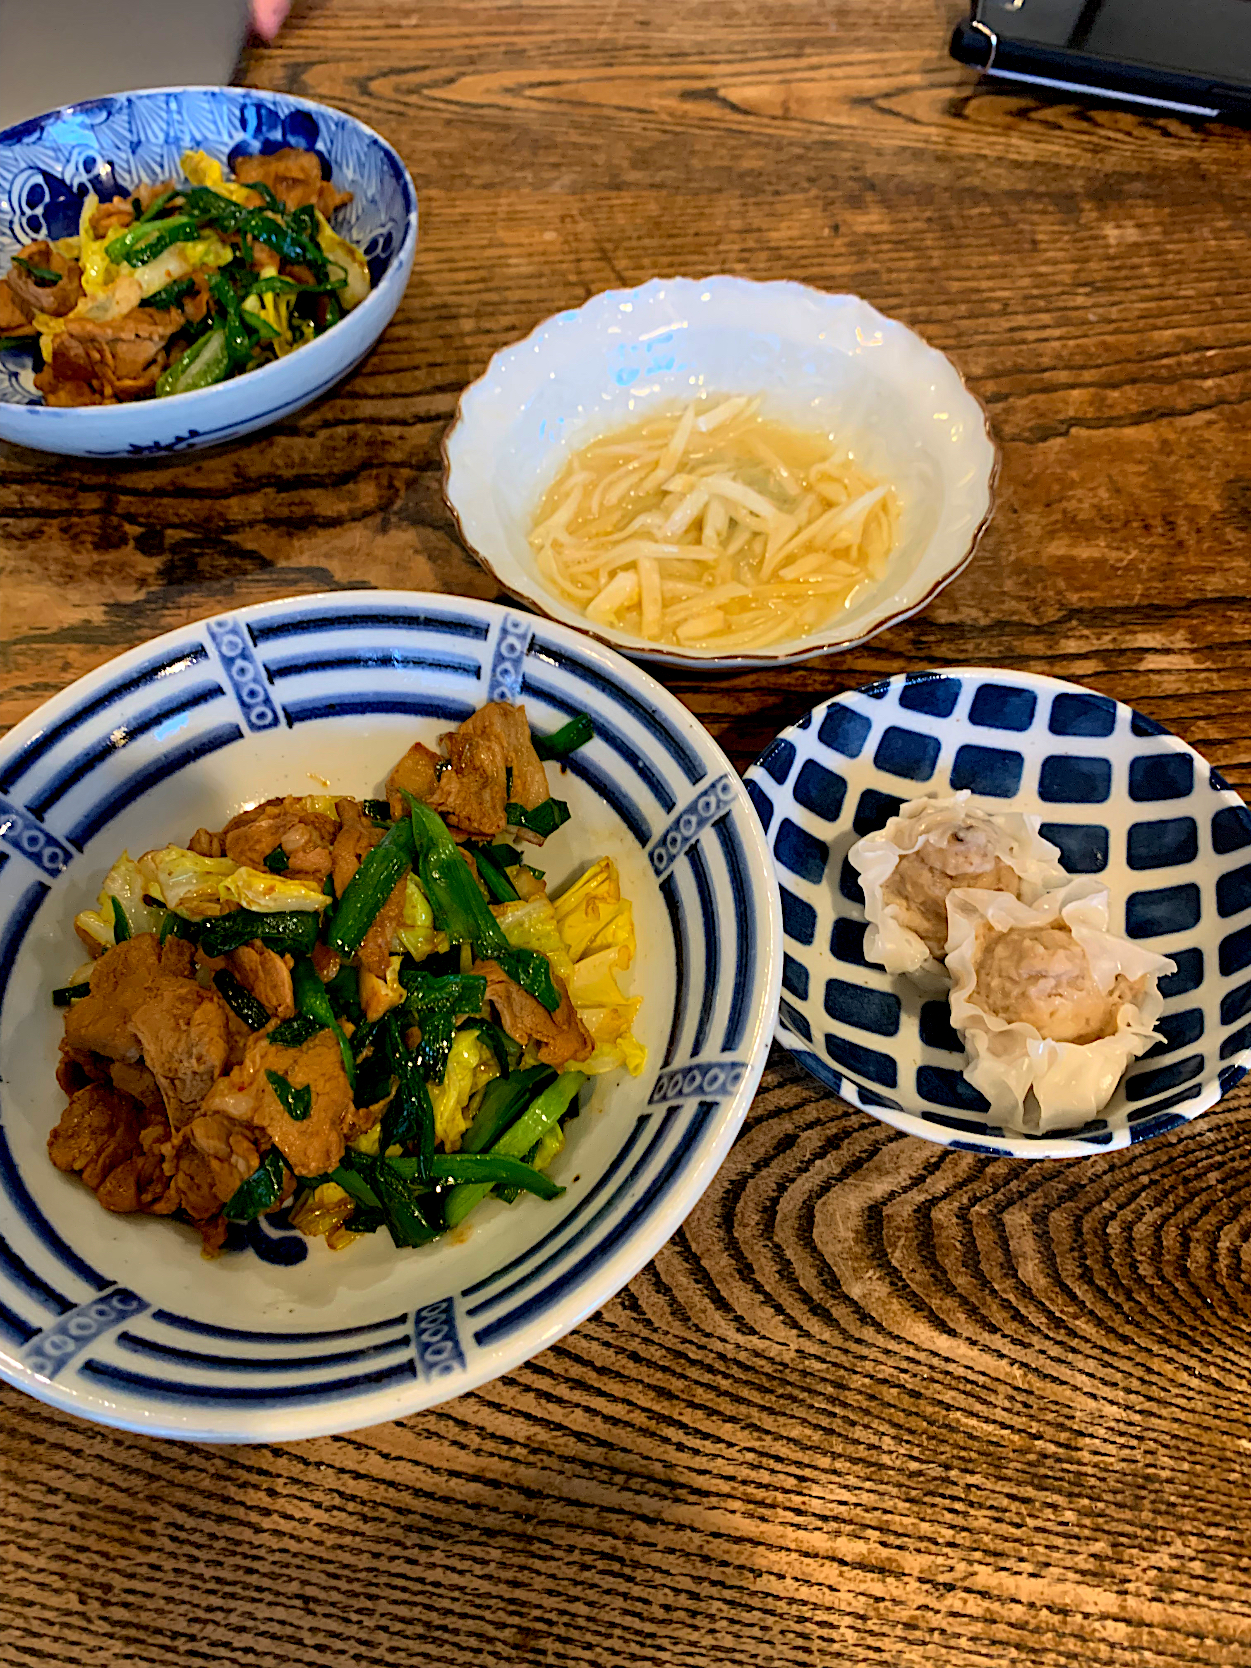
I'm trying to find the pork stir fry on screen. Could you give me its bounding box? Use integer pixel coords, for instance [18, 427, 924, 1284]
[48, 704, 644, 1256]
[0, 148, 370, 406]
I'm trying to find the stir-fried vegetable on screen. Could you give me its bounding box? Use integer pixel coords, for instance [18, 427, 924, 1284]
[4, 147, 373, 408]
[379, 1010, 437, 1181]
[213, 970, 270, 1030]
[197, 908, 321, 958]
[532, 714, 594, 760]
[507, 798, 571, 838]
[444, 1071, 586, 1227]
[223, 1148, 287, 1222]
[45, 700, 646, 1262]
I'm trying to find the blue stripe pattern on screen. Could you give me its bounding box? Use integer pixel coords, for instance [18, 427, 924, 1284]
[472, 1102, 720, 1348]
[26, 682, 227, 817]
[0, 646, 209, 793]
[0, 593, 773, 1435]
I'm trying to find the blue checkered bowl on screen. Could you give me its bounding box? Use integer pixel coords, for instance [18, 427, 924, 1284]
[0, 593, 779, 1440]
[0, 87, 416, 456]
[745, 668, 1251, 1158]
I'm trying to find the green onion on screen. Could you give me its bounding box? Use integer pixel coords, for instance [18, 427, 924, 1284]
[323, 964, 363, 1024]
[494, 947, 562, 1013]
[207, 273, 253, 368]
[265, 1068, 311, 1122]
[241, 308, 280, 341]
[465, 842, 520, 903]
[352, 1037, 394, 1110]
[235, 210, 327, 277]
[51, 982, 91, 1007]
[461, 1065, 556, 1154]
[472, 1019, 522, 1077]
[249, 180, 284, 214]
[506, 798, 571, 838]
[405, 799, 560, 1009]
[212, 970, 270, 1030]
[0, 334, 37, 353]
[144, 276, 196, 311]
[406, 797, 506, 951]
[250, 272, 346, 296]
[393, 1153, 563, 1201]
[110, 897, 131, 943]
[158, 910, 197, 945]
[532, 714, 593, 760]
[444, 1071, 584, 1227]
[398, 968, 488, 1015]
[397, 967, 489, 1078]
[268, 1015, 325, 1049]
[136, 187, 178, 224]
[326, 815, 416, 957]
[379, 1011, 436, 1179]
[108, 214, 200, 267]
[263, 847, 290, 873]
[337, 1149, 440, 1248]
[179, 185, 247, 232]
[291, 958, 355, 1090]
[155, 326, 230, 397]
[197, 908, 320, 959]
[223, 1147, 287, 1220]
[11, 255, 62, 285]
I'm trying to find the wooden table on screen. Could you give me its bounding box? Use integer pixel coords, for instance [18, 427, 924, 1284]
[4, 3, 1251, 1663]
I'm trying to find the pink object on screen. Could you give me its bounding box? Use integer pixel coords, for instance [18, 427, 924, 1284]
[250, 0, 290, 40]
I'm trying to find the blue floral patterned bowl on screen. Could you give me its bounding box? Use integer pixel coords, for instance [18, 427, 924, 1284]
[0, 87, 417, 457]
[0, 592, 779, 1440]
[746, 668, 1251, 1159]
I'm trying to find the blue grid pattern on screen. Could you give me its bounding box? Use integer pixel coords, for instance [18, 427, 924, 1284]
[0, 596, 778, 1440]
[747, 668, 1251, 1159]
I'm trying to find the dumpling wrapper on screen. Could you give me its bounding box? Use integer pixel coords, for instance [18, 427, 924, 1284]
[848, 791, 1067, 989]
[945, 877, 1176, 1133]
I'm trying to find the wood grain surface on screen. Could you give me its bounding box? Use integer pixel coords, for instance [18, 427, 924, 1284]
[4, 2, 1251, 1663]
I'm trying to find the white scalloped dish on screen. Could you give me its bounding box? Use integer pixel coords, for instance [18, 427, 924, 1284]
[442, 276, 998, 669]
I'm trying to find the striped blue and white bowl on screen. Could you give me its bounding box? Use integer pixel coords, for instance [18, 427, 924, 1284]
[745, 668, 1251, 1159]
[0, 593, 780, 1440]
[0, 87, 417, 456]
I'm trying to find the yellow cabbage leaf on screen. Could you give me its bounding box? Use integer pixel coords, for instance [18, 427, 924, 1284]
[73, 851, 166, 953]
[136, 845, 236, 918]
[430, 1029, 500, 1153]
[181, 150, 254, 207]
[396, 873, 449, 962]
[133, 235, 233, 299]
[492, 896, 575, 985]
[75, 193, 119, 295]
[552, 858, 646, 1077]
[552, 857, 636, 960]
[218, 868, 329, 914]
[314, 210, 370, 310]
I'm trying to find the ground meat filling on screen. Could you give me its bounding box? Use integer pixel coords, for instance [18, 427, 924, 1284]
[971, 924, 1137, 1044]
[882, 827, 1022, 958]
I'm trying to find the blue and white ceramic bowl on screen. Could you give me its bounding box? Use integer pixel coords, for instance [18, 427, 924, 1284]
[0, 593, 780, 1440]
[0, 87, 417, 457]
[745, 668, 1251, 1159]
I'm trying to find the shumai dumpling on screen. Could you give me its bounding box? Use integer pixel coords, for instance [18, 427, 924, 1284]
[848, 792, 1067, 987]
[945, 877, 1176, 1133]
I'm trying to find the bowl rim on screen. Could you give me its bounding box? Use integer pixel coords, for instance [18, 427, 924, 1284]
[0, 84, 419, 423]
[440, 275, 1001, 671]
[0, 588, 783, 1440]
[747, 663, 1251, 1160]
